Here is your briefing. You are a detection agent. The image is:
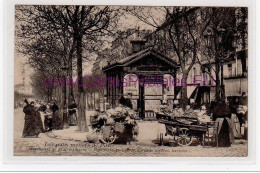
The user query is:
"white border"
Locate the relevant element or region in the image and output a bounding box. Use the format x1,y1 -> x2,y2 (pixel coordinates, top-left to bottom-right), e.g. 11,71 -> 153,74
2,0 -> 258,171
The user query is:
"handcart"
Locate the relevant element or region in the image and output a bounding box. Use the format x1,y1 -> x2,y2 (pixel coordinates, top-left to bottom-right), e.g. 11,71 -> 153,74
156,113 -> 208,146
90,115 -> 138,144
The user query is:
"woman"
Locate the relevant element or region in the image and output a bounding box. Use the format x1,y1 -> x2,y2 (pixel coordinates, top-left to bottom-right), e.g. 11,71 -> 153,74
211,100 -> 234,147
37,103 -> 47,132
197,105 -> 211,124
22,100 -> 41,138
50,101 -> 63,130
68,101 -> 78,126
44,104 -> 53,131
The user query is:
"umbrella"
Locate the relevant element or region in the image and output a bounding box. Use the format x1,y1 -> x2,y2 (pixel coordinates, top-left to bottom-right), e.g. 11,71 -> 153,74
210,102 -> 231,117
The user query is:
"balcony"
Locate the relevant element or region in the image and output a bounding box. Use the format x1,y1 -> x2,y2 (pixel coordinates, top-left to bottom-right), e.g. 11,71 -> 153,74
223,73 -> 247,79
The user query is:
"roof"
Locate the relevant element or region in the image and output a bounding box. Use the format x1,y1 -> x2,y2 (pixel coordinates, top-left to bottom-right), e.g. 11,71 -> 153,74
102,47 -> 177,72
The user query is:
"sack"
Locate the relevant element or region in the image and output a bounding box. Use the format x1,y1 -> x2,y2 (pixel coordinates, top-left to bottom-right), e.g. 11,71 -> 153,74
114,122 -> 125,133
133,125 -> 139,135
86,134 -> 99,143
101,126 -> 112,139
106,118 -> 115,125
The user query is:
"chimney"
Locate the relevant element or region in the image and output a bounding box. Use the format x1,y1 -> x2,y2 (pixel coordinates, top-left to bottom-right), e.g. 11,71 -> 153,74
130,32 -> 146,54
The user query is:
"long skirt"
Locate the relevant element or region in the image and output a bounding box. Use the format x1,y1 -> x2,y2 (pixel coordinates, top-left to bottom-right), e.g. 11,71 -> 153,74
39,112 -> 46,131
69,112 -> 77,126
231,114 -> 241,137
216,118 -> 234,147
52,111 -> 63,130
35,112 -> 44,132
22,114 -> 41,137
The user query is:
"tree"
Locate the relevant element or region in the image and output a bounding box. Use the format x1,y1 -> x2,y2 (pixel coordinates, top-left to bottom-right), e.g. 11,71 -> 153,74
199,8 -> 241,102
30,70 -> 54,101
16,5 -> 76,127
127,7 -> 204,108
16,5 -> 120,131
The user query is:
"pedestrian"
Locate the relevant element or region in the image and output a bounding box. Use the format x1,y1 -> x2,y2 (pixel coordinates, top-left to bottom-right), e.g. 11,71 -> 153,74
50,101 -> 63,130
237,105 -> 248,137
119,96 -> 126,106
68,100 -> 78,126
44,104 -> 53,131
173,99 -> 179,109
197,105 -> 211,124
34,103 -> 45,133
22,99 -> 41,138
211,100 -> 234,147
125,93 -> 133,109
37,103 -> 47,132
162,92 -> 168,105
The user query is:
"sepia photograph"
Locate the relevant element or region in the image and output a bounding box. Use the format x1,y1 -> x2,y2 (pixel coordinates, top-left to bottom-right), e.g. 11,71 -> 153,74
13,5 -> 248,157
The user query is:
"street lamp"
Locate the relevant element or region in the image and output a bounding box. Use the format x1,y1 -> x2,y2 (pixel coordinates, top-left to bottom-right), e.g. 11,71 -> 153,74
218,27 -> 226,44
204,29 -> 213,48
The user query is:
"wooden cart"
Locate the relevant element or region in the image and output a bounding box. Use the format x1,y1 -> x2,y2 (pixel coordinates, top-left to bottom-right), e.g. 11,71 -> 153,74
158,117 -> 208,146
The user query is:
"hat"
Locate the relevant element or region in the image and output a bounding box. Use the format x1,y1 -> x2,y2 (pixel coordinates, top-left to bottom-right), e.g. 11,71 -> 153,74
201,105 -> 207,110
27,98 -> 35,104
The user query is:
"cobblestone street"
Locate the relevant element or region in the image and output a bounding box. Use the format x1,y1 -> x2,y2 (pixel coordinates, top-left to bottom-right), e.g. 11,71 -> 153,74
14,108 -> 248,157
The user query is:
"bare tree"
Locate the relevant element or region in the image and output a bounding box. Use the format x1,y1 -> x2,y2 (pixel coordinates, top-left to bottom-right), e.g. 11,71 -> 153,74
198,8 -> 244,102
127,7 -> 204,108
16,5 -> 120,131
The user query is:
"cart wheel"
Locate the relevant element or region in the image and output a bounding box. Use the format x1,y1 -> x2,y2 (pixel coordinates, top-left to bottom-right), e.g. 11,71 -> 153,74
100,127 -> 117,144
177,128 -> 194,146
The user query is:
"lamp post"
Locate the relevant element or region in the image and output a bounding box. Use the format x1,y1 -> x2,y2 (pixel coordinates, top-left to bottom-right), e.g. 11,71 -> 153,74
204,27 -> 226,102
232,33 -> 243,95
204,29 -> 213,48
218,27 -> 226,100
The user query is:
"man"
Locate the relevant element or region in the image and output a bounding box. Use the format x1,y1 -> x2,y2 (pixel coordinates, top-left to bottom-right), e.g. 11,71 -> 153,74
125,93 -> 133,109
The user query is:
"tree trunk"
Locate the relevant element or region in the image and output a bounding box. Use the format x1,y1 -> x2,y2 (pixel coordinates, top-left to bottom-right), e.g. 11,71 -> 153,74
62,73 -> 67,127
215,60 -> 221,103
68,39 -> 76,105
76,36 -> 84,93
221,64 -> 225,100
181,73 -> 188,109
76,34 -> 88,132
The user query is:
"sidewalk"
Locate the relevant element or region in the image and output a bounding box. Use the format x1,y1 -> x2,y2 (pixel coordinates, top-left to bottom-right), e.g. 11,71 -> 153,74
46,117 -> 247,146
46,126 -> 88,142
47,121 -> 164,145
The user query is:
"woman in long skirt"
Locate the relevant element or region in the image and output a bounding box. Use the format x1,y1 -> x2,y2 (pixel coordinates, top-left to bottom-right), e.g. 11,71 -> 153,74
50,102 -> 63,130
22,100 -> 41,138
68,101 -> 77,126
211,101 -> 234,147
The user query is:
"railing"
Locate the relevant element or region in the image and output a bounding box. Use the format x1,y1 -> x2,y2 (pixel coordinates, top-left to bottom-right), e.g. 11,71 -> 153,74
144,110 -> 156,121
223,73 -> 246,79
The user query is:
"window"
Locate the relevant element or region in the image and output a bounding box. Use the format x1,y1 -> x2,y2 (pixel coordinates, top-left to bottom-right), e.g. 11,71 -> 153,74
228,64 -> 232,77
